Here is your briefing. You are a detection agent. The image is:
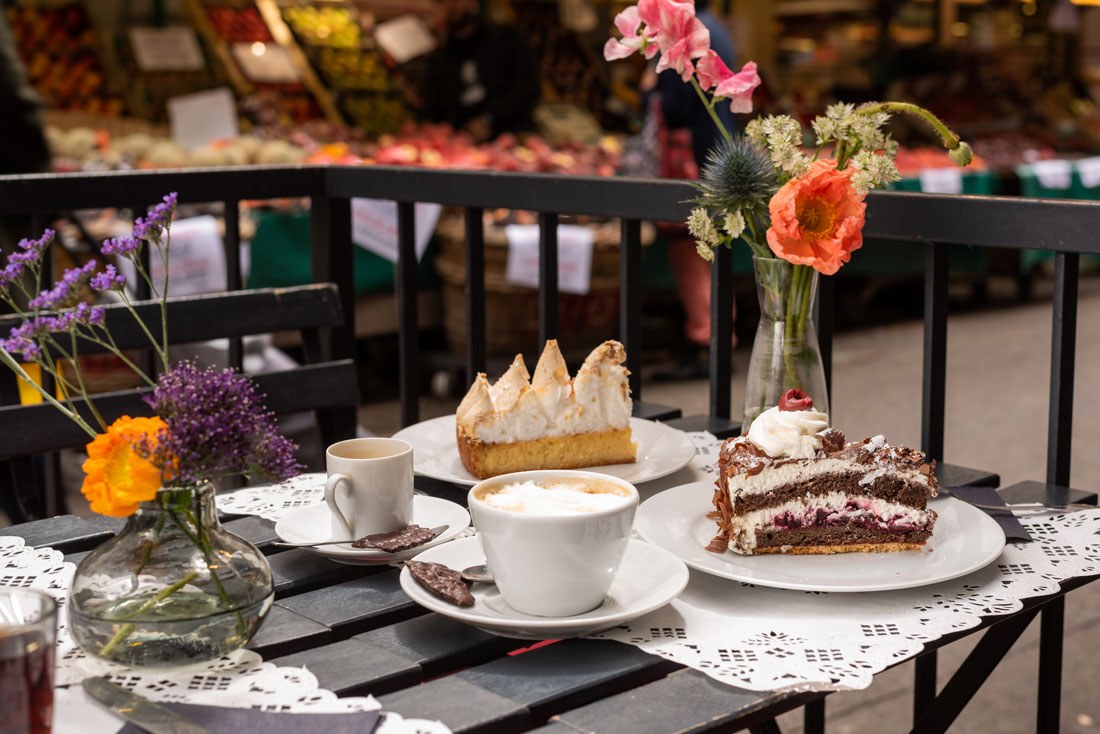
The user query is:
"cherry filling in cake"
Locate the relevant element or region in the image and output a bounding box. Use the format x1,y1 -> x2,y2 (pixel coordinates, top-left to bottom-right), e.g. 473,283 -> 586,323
709,390 -> 938,556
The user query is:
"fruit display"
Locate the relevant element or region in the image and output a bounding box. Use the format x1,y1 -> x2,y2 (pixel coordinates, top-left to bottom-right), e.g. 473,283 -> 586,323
6,4 -> 125,115
340,93 -> 410,134
205,6 -> 274,43
114,31 -> 226,122
309,47 -> 389,91
282,5 -> 359,49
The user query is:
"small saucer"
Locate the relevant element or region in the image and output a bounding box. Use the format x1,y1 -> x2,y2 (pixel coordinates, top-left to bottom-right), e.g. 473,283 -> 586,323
274,496 -> 470,566
399,536 -> 689,639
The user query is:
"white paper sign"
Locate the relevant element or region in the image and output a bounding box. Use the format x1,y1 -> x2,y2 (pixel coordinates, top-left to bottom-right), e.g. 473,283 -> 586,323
129,27 -> 204,72
167,88 -> 239,150
918,167 -> 963,194
231,43 -> 300,84
116,215 -> 227,297
1076,157 -> 1100,189
1030,159 -> 1073,190
504,224 -> 594,295
350,199 -> 442,263
374,15 -> 437,64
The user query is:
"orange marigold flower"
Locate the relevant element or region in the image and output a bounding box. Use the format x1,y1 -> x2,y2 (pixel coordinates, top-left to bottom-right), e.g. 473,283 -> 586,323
766,159 -> 867,276
80,415 -> 166,517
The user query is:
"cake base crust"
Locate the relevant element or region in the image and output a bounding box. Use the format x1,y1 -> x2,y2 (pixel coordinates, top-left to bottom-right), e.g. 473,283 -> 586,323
749,541 -> 925,555
457,427 -> 637,479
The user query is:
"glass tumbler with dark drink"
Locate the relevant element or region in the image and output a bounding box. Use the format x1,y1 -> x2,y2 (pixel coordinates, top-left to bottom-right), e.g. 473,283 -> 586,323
1,588 -> 57,734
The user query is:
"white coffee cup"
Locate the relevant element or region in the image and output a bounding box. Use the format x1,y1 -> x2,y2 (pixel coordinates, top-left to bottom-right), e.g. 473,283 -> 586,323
324,438 -> 414,541
468,469 -> 639,617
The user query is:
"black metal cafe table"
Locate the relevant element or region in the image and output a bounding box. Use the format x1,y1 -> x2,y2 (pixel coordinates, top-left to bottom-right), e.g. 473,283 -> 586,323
5,455 -> 1099,734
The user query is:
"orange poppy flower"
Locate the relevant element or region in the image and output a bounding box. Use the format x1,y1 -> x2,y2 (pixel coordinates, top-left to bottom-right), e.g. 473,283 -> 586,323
81,415 -> 166,517
766,159 -> 867,275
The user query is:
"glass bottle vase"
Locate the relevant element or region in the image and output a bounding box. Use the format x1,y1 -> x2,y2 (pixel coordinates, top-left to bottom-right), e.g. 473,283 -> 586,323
742,256 -> 829,429
68,483 -> 273,668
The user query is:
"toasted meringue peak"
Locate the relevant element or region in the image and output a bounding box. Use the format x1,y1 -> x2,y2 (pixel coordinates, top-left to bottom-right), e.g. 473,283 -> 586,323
489,354 -> 529,412
532,339 -> 570,391
457,340 -> 632,443
456,373 -> 494,427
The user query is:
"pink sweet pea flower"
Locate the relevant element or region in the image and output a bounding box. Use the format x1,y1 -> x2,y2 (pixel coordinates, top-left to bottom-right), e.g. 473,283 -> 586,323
651,5 -> 710,81
603,6 -> 657,61
714,61 -> 761,113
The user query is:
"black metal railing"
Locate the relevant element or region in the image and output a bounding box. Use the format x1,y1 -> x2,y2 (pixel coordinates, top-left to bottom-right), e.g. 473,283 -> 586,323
0,165 -> 1096,734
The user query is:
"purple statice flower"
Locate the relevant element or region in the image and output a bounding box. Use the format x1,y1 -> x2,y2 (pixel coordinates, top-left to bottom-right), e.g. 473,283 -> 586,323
0,230 -> 54,292
28,260 -> 98,310
1,318 -> 51,359
132,192 -> 178,243
139,361 -> 302,485
100,237 -> 140,257
91,264 -> 126,292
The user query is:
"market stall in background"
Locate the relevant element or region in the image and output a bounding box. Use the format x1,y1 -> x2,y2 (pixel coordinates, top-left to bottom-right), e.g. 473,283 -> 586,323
8,0 -> 1100,390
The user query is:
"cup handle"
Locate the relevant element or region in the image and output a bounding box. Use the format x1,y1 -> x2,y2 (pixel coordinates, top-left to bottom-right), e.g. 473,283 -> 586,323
324,474 -> 354,539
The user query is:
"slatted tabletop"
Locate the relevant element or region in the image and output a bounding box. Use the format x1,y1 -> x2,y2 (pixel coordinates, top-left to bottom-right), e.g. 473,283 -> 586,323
6,437 -> 1098,734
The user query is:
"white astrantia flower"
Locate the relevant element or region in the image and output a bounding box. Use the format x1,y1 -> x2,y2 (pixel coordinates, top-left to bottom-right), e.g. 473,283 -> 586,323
696,241 -> 716,261
812,116 -> 837,145
849,150 -> 901,195
687,207 -> 720,246
826,102 -> 855,121
744,118 -> 766,147
722,209 -> 746,239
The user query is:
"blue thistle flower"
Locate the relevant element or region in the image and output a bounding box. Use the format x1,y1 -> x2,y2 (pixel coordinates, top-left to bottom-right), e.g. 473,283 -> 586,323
695,136 -> 778,213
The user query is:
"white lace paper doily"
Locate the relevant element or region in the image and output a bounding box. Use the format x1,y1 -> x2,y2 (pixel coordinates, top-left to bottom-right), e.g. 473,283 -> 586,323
0,535 -> 451,734
588,433 -> 1100,693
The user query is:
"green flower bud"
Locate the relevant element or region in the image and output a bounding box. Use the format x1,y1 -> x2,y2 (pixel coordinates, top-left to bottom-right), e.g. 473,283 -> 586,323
949,141 -> 974,167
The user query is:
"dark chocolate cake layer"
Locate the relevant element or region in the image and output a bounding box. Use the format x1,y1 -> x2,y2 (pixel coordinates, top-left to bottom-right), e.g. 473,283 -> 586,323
728,473 -> 931,514
752,524 -> 933,550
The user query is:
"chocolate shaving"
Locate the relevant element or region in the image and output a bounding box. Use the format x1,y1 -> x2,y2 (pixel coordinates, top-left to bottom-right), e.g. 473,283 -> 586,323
351,524 -> 437,552
406,560 -> 475,606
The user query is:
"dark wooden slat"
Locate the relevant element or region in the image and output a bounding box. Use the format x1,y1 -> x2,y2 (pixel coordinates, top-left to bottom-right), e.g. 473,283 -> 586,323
223,199 -> 243,371
274,572 -> 424,637
631,401 -> 682,422
464,206 -> 487,384
267,549 -> 371,599
998,480 -> 1097,507
619,218 -> 643,399
456,639 -> 678,721
804,698 -> 825,734
1,514 -> 123,553
269,638 -> 421,696
378,677 -> 530,734
935,463 -> 999,489
0,167 -> 324,215
220,516 -> 282,553
246,604 -> 332,659
709,245 -> 732,420
0,362 -> 359,458
667,414 -> 741,440
0,285 -> 344,357
397,201 -> 419,427
539,212 -> 559,346
921,242 -> 948,463
353,614 -> 515,678
550,669 -> 820,734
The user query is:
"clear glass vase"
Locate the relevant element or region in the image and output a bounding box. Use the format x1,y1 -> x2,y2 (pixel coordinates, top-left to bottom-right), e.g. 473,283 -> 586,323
68,483 -> 273,668
742,256 -> 829,429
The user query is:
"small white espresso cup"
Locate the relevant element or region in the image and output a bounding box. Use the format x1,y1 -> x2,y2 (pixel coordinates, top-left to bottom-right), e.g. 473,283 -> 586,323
324,437 -> 414,541
468,469 -> 639,617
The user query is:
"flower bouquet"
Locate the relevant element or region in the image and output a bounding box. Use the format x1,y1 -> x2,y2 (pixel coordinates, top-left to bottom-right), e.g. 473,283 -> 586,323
0,195 -> 301,667
605,0 -> 972,425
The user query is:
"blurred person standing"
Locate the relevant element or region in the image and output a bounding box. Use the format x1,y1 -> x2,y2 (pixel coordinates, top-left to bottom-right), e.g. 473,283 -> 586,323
0,10 -> 50,175
419,0 -> 540,142
654,0 -> 737,379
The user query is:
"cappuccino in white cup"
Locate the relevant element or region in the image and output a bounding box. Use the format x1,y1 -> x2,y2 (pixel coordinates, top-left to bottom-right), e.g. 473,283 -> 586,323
469,470 -> 638,617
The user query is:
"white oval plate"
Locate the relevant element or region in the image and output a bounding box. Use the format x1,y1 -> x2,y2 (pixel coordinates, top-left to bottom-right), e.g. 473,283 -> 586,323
636,481 -> 1006,592
274,495 -> 470,566
392,415 -> 696,487
399,536 -> 689,639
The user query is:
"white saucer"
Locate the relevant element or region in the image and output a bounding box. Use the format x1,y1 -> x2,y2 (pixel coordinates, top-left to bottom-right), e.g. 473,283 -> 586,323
636,482 -> 1006,593
391,416 -> 696,487
399,536 -> 689,639
274,495 -> 470,566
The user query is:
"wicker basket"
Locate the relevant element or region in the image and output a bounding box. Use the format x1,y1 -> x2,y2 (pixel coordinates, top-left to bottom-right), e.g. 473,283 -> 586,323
434,213 -> 652,358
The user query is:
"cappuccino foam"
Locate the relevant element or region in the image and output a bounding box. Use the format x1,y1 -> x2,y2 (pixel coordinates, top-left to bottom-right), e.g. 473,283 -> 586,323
476,478 -> 630,516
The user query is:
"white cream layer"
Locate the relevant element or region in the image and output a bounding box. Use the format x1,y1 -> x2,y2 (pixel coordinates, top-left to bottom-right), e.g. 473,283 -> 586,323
480,480 -> 630,515
727,491 -> 934,553
726,458 -> 931,496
